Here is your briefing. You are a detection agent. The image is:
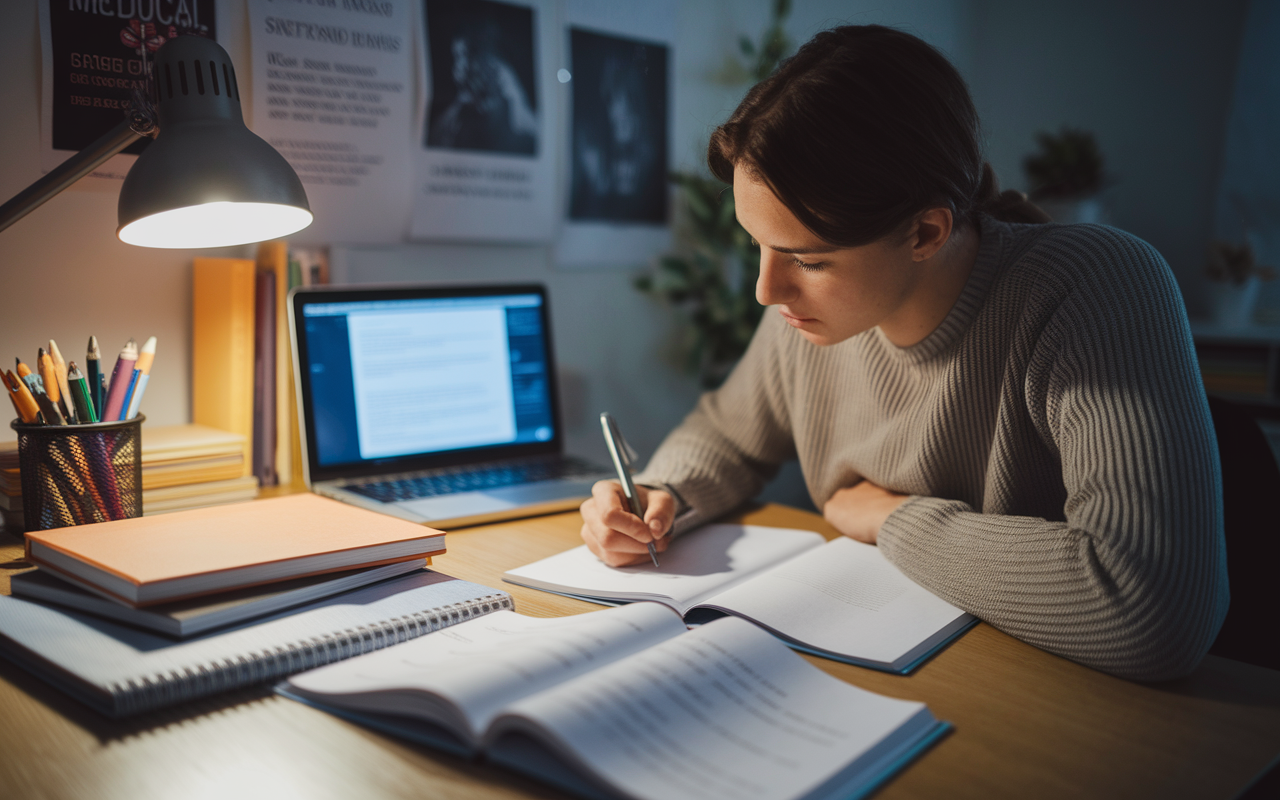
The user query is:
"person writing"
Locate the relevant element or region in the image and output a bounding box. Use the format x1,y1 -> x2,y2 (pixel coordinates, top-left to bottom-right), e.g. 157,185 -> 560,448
579,25 -> 1227,681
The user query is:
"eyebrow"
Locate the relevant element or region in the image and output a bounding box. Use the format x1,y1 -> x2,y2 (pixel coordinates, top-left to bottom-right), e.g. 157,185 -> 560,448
749,238 -> 838,256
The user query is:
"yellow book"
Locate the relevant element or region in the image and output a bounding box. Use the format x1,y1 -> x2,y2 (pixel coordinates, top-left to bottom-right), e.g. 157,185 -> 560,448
192,258 -> 256,477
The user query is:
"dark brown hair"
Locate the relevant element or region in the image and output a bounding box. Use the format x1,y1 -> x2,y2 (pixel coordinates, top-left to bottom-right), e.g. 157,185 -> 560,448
709,25 -> 1047,247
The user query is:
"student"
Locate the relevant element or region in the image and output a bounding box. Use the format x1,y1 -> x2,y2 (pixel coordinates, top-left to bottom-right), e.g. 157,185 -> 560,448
579,25 -> 1228,681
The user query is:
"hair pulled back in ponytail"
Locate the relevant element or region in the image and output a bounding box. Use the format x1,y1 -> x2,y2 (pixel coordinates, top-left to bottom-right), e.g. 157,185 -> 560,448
709,25 -> 1047,246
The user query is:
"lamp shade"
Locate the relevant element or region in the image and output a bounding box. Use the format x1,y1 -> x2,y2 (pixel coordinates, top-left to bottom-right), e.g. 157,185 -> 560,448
117,36 -> 312,248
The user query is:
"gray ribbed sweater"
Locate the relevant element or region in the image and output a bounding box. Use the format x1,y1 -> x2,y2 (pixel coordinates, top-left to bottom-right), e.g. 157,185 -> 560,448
635,216 -> 1229,681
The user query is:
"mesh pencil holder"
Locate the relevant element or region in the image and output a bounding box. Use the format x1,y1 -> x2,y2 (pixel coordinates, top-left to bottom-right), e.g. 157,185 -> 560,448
12,415 -> 144,532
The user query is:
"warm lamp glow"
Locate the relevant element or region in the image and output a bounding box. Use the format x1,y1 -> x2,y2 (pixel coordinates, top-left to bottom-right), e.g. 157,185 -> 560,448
117,202 -> 313,248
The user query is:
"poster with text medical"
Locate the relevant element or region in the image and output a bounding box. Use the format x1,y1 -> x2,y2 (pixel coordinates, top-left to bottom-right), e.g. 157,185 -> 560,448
409,0 -> 558,243
39,0 -> 218,182
555,0 -> 673,270
248,0 -> 414,244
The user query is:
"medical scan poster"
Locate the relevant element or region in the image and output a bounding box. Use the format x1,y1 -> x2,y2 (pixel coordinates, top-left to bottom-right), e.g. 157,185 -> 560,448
39,0 -> 218,181
555,0 -> 674,269
409,0 -> 559,243
248,0 -> 414,244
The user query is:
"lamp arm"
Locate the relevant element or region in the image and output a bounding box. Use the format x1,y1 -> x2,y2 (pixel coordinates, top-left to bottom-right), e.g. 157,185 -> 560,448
0,94 -> 158,235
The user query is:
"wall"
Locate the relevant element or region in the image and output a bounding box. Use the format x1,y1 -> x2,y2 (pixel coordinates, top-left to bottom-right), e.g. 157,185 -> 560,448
0,0 -> 972,511
968,0 -> 1249,317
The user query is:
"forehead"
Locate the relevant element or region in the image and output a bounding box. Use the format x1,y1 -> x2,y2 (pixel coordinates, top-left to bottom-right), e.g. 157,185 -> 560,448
732,166 -> 833,252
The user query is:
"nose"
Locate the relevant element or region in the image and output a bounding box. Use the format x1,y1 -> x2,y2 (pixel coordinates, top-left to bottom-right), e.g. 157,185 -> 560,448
756,249 -> 798,306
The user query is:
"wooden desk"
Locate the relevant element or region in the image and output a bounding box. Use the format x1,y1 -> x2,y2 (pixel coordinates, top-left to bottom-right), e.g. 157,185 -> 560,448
0,504 -> 1277,799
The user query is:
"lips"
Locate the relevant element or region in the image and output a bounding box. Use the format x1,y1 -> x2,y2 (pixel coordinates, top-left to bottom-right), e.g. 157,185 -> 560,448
777,308 -> 817,325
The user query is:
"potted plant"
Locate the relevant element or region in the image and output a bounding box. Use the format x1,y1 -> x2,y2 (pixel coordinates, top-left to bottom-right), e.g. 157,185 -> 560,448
635,1 -> 791,387
1206,240 -> 1275,328
1022,127 -> 1108,224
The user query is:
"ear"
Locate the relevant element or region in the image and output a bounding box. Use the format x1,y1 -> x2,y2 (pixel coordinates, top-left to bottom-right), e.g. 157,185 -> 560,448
910,207 -> 955,262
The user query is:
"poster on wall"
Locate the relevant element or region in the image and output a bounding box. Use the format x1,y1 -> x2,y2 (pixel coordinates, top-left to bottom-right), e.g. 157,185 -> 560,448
555,0 -> 674,270
247,0 -> 414,244
39,0 -> 217,182
409,0 -> 558,243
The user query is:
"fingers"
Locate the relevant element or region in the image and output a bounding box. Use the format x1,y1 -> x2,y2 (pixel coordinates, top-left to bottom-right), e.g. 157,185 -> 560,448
586,480 -> 652,543
643,490 -> 676,541
580,481 -> 677,567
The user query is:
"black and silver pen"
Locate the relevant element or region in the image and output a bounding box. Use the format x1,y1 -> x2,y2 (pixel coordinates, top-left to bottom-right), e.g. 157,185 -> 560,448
600,412 -> 659,567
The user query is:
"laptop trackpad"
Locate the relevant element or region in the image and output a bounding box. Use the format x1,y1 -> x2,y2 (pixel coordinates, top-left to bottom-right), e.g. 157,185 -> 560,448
395,481 -> 596,518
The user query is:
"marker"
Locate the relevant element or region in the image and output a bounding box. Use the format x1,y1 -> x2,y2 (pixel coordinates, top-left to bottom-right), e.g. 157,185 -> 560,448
101,338 -> 137,423
68,362 -> 98,424
47,340 -> 76,423
123,335 -> 156,420
5,370 -> 41,424
86,336 -> 104,419
29,379 -> 65,425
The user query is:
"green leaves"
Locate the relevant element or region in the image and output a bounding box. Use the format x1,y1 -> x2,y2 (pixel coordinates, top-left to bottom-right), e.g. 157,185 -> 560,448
637,173 -> 765,387
1023,127 -> 1107,200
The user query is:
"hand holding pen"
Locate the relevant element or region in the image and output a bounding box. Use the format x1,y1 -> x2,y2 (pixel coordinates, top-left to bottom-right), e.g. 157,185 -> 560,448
578,413 -> 677,568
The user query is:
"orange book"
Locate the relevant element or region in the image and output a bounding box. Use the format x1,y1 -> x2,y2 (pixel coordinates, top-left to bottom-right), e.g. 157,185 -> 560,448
192,258 -> 257,477
24,494 -> 446,607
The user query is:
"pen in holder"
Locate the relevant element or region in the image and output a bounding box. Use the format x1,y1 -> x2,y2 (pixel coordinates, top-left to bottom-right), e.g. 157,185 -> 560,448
12,415 -> 144,532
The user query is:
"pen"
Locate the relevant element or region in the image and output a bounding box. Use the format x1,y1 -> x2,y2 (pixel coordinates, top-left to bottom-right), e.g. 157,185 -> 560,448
123,335 -> 156,420
101,338 -> 137,423
600,412 -> 659,567
86,336 -> 104,418
47,340 -> 76,423
68,362 -> 98,424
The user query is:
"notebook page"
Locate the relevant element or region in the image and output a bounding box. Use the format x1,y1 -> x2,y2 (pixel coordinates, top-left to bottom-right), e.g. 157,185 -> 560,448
699,537 -> 970,667
490,616 -> 936,800
503,524 -> 825,614
286,602 -> 686,741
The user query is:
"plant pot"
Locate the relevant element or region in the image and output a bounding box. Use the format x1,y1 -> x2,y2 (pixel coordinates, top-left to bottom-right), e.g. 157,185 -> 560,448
1210,276 -> 1262,328
1037,196 -> 1106,225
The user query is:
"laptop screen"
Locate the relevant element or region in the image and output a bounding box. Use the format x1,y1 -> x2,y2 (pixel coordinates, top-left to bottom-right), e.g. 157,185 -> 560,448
293,286 -> 560,479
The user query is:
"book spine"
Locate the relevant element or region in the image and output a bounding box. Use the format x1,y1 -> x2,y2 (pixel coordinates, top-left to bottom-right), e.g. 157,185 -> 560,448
106,592 -> 514,717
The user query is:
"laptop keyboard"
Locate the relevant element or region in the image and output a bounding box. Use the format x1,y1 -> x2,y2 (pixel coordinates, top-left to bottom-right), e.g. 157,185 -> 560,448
345,457 -> 606,503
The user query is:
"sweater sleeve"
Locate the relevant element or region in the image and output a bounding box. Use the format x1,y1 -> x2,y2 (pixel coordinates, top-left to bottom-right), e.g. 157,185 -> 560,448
634,311 -> 797,535
877,228 -> 1229,681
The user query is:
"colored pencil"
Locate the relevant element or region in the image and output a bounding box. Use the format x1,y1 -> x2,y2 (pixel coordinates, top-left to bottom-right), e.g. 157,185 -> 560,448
1,371 -> 25,421
67,362 -> 98,424
29,379 -> 65,425
48,340 -> 76,423
122,335 -> 156,420
86,336 -> 104,419
101,338 -> 137,422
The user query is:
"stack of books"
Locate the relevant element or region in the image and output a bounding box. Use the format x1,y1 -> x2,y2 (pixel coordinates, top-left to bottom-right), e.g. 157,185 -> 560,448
0,424 -> 260,532
0,441 -> 18,532
141,423 -> 259,515
0,494 -> 510,717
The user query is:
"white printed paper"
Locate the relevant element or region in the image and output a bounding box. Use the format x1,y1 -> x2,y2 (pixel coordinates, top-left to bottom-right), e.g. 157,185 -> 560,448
248,0 -> 415,244
409,0 -> 559,243
555,0 -> 675,269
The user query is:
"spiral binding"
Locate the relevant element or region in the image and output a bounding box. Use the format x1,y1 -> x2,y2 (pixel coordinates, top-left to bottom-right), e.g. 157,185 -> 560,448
107,593 -> 514,716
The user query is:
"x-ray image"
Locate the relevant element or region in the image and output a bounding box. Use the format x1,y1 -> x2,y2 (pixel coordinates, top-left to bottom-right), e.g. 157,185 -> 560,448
568,28 -> 669,224
424,0 -> 539,156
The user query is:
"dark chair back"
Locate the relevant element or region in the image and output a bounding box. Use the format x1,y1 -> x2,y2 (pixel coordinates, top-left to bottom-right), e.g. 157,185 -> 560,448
1206,396 -> 1280,671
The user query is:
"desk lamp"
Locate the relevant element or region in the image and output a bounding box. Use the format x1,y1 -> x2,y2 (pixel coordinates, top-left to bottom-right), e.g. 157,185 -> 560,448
0,35 -> 311,248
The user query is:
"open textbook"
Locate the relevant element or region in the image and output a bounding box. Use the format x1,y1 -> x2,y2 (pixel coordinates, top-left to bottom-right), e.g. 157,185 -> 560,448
503,524 -> 976,673
280,603 -> 948,800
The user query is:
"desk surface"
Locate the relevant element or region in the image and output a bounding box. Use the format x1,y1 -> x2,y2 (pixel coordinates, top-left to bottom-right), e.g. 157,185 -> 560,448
0,503 -> 1277,800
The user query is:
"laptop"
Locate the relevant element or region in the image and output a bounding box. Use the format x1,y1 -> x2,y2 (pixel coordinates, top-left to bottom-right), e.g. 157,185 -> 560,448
289,284 -> 613,528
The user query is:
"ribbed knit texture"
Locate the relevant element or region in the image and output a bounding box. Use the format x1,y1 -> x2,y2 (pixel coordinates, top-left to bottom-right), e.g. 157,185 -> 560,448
636,216 -> 1229,681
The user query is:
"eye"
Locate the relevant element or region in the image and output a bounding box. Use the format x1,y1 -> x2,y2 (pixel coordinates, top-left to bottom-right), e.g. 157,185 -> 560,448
792,256 -> 825,272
